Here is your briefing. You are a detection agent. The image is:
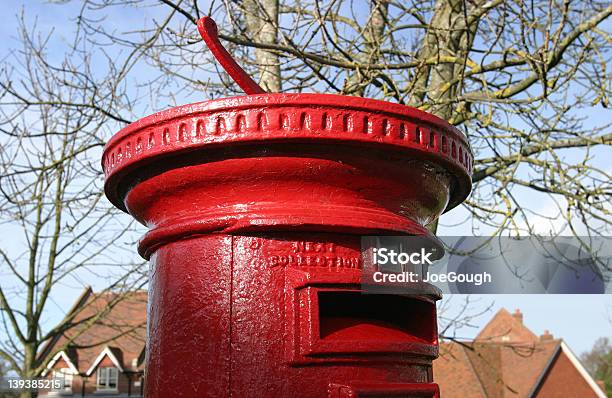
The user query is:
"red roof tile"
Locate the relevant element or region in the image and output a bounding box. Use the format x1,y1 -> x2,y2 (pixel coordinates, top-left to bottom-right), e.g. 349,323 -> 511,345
475,308 -> 538,344
436,342 -> 487,398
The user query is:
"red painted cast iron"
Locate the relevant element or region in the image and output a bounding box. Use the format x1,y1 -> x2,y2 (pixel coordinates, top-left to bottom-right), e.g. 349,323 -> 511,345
103,17 -> 472,398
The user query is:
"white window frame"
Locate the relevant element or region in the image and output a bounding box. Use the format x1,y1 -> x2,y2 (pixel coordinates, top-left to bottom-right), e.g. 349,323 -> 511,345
51,367 -> 73,392
96,367 -> 119,392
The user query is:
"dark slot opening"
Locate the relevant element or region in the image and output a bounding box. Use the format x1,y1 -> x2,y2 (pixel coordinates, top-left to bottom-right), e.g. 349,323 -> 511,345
414,126 -> 421,143
318,291 -> 434,343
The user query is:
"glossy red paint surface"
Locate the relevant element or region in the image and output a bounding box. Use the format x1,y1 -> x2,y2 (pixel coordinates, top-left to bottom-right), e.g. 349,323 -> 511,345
102,18 -> 471,397
146,234 -> 441,397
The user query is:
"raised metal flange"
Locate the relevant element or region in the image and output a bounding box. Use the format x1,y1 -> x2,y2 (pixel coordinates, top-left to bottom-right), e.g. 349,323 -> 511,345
103,93 -> 472,212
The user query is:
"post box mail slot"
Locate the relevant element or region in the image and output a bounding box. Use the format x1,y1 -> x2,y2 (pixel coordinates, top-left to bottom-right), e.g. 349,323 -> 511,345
318,291 -> 435,344
291,286 -> 439,361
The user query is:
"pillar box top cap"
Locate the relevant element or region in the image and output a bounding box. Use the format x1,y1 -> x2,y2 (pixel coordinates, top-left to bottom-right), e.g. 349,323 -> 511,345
102,17 -> 473,216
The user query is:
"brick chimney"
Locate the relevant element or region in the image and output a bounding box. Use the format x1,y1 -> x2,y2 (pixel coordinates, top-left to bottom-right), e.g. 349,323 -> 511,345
512,309 -> 523,324
540,330 -> 554,341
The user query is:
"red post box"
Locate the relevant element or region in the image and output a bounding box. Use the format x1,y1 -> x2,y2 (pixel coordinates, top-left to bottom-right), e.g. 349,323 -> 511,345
102,17 -> 472,398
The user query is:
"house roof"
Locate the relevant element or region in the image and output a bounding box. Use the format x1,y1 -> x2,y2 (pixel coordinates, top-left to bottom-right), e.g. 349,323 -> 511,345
436,340 -> 560,398
39,289 -> 147,375
436,308 -> 607,398
435,342 -> 488,398
475,308 -> 538,343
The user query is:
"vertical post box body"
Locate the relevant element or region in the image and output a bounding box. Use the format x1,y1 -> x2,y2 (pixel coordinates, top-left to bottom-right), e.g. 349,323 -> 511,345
103,94 -> 472,397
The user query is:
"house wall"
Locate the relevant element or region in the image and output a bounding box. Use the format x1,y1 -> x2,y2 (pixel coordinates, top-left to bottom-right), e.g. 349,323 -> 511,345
79,373 -> 139,395
40,355 -> 143,397
535,351 -> 600,398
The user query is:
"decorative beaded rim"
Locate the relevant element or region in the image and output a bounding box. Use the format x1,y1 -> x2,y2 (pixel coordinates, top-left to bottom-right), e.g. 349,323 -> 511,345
103,93 -> 473,212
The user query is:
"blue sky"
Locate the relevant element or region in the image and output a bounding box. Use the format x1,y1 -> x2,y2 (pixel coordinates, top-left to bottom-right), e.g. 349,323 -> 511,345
0,0 -> 610,358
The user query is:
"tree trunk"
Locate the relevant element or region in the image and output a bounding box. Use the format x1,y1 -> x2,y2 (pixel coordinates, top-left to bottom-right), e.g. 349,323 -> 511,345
344,0 -> 390,96
409,0 -> 481,121
244,0 -> 282,92
20,344 -> 37,398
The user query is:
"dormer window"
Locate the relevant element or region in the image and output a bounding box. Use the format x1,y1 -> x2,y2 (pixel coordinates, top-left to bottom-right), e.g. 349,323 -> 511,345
96,367 -> 118,391
51,367 -> 73,392
42,351 -> 78,396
